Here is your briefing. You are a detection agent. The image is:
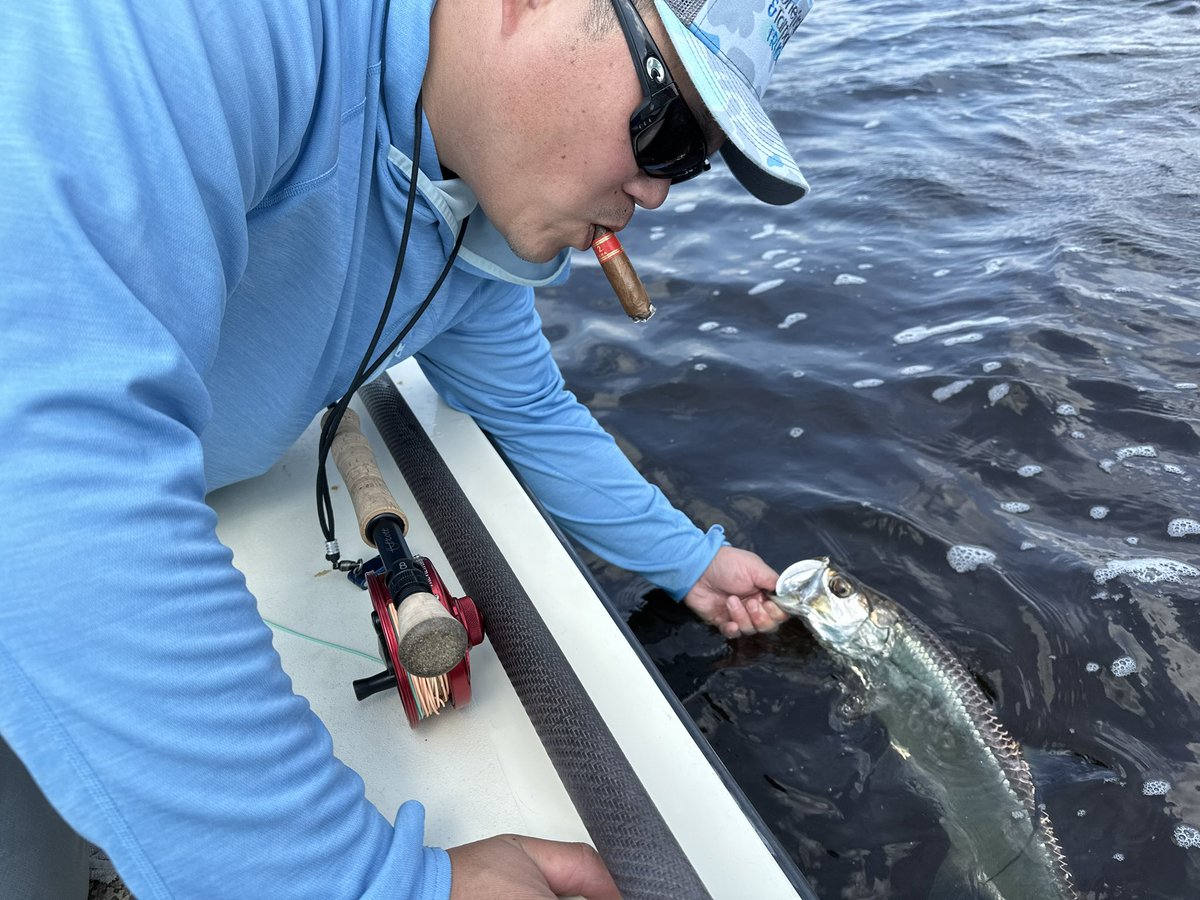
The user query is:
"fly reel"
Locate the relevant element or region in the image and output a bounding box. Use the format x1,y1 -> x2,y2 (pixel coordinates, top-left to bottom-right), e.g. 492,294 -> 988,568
351,556 -> 484,727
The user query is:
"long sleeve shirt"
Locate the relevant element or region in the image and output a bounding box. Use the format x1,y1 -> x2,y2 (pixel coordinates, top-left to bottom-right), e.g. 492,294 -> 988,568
0,1 -> 724,897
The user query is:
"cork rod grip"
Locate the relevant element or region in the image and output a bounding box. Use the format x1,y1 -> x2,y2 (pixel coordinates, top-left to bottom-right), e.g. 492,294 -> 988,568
591,227 -> 655,322
327,408 -> 409,546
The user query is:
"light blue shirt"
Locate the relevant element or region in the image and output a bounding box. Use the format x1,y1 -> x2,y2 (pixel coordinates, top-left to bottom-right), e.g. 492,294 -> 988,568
0,1 -> 724,897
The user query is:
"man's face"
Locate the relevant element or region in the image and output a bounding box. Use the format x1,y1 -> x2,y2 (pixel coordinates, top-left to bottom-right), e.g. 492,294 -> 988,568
459,2 -> 721,264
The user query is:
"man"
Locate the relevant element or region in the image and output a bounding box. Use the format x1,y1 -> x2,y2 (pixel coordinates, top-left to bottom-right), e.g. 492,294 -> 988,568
0,0 -> 812,896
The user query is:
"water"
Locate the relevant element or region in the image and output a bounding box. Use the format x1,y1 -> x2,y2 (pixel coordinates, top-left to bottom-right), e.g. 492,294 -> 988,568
535,1 -> 1200,897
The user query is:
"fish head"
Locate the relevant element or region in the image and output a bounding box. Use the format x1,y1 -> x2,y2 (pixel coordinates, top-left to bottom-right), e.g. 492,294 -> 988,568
773,557 -> 895,660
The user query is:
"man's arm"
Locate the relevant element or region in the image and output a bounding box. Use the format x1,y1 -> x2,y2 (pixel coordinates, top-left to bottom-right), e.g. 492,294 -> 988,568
417,280 -> 786,633
0,3 -> 455,897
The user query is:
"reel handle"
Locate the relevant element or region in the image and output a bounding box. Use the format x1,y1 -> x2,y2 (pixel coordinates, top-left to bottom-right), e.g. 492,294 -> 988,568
328,407 -> 466,677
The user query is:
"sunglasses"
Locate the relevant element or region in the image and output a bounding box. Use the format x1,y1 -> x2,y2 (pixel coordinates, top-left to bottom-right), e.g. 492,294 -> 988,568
610,0 -> 710,184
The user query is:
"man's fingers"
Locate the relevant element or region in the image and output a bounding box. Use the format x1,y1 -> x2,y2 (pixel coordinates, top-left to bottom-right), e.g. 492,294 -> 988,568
512,835 -> 622,900
724,596 -> 786,636
763,596 -> 790,625
725,596 -> 755,635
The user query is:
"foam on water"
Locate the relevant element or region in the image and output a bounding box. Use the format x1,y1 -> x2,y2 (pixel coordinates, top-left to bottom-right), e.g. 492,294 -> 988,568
1018,464 -> 1043,477
1175,382 -> 1198,390
1056,403 -> 1078,416
1163,464 -> 1185,475
1091,506 -> 1110,520
988,383 -> 1011,404
947,544 -> 997,573
750,224 -> 775,240
932,379 -> 973,402
1001,502 -> 1031,513
749,278 -> 784,296
1099,459 -> 1116,473
1168,518 -> 1200,537
1113,853 -> 1126,862
982,361 -> 1002,373
1093,557 -> 1200,584
1071,430 -> 1086,439
1174,825 -> 1200,849
718,325 -> 740,335
1116,445 -> 1157,460
893,316 -> 1009,345
773,256 -> 802,269
834,273 -> 867,286
698,321 -> 720,332
1111,657 -> 1137,677
1142,780 -> 1170,796
789,427 -> 805,439
933,268 -> 951,278
900,365 -> 933,375
1020,541 -> 1035,551
777,312 -> 808,329
1086,662 -> 1101,673
943,332 -> 983,346
693,363 -> 707,371
673,201 -> 697,214
1126,536 -> 1140,545
854,379 -> 884,389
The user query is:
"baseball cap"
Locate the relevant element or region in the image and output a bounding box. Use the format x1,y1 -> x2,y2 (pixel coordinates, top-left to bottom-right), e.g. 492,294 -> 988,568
655,0 -> 813,205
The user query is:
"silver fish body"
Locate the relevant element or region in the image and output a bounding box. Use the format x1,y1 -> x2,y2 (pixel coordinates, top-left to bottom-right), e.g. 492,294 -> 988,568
775,558 -> 1076,900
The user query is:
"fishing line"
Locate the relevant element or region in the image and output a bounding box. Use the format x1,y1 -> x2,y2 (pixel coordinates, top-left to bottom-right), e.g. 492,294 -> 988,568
316,85 -> 469,569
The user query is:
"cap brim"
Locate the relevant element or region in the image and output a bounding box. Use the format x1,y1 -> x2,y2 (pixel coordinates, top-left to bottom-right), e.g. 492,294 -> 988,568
655,0 -> 809,205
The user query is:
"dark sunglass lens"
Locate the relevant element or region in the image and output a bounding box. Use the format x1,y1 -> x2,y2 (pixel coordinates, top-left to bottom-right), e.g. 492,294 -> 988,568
635,98 -> 707,179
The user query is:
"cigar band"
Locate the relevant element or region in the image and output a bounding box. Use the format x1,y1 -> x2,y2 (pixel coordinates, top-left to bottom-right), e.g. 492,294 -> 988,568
591,230 -> 624,264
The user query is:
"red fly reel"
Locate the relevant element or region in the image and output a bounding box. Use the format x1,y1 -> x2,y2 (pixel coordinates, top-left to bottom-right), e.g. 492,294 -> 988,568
352,557 -> 484,727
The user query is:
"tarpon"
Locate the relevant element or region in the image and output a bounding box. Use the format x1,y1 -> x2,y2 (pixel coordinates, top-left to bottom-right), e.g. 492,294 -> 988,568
773,557 -> 1077,900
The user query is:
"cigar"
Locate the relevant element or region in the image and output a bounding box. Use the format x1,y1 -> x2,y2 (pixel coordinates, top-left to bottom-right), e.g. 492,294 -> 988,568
590,226 -> 655,323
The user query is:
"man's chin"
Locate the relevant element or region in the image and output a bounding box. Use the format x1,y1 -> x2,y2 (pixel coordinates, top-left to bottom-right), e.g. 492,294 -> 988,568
505,235 -> 566,265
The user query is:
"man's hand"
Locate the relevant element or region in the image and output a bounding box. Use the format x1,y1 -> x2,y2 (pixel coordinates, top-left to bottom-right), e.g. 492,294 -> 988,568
683,546 -> 789,638
448,834 -> 621,899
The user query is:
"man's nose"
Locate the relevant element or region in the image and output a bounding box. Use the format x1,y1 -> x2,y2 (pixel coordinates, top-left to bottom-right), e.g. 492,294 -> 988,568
624,172 -> 670,210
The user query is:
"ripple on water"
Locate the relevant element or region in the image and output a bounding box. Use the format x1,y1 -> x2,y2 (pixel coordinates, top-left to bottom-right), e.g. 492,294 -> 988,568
893,316 -> 1009,345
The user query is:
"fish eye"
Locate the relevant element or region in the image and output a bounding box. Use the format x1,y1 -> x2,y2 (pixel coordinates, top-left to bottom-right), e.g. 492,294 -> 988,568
829,575 -> 853,598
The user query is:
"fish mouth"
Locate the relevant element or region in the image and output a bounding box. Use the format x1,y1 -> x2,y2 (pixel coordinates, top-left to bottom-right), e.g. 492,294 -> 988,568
772,557 -> 831,615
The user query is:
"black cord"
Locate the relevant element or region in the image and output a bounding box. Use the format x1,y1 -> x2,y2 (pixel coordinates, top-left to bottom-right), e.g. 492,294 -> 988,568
316,88 -> 470,567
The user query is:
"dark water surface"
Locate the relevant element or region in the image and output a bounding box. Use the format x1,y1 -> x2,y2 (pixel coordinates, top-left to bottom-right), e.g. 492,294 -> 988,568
536,1 -> 1200,897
